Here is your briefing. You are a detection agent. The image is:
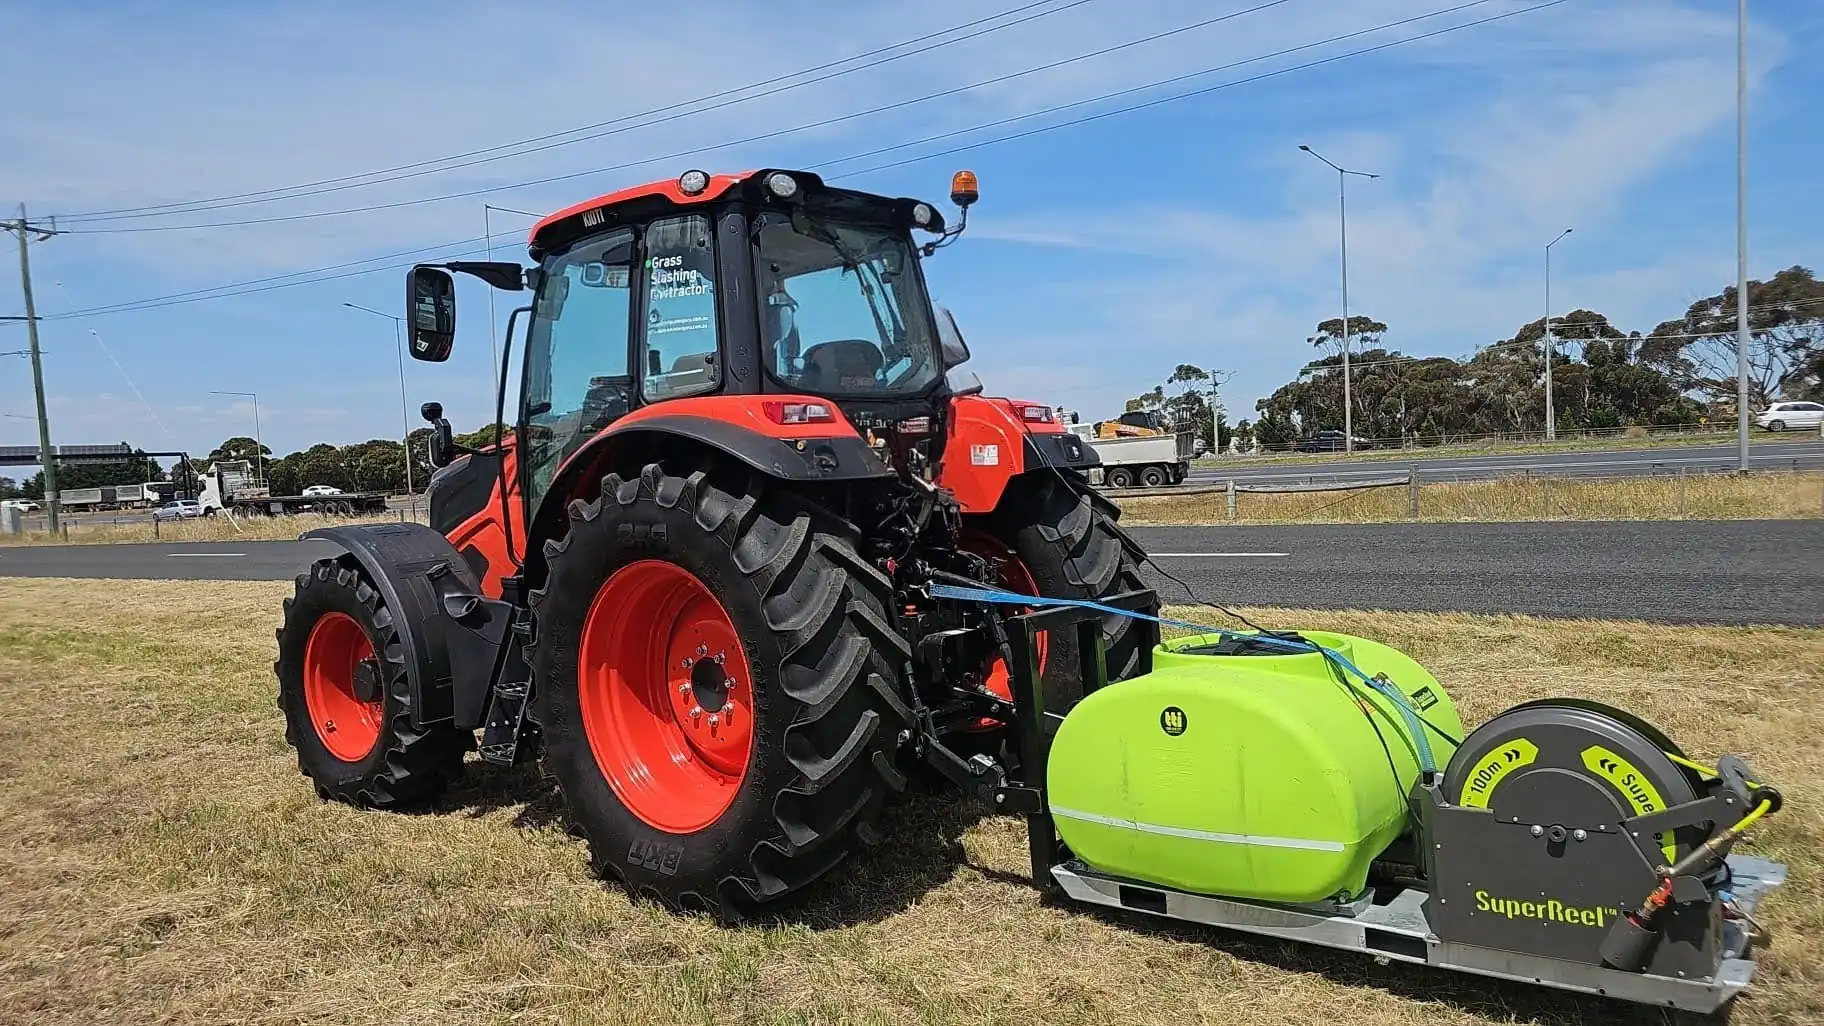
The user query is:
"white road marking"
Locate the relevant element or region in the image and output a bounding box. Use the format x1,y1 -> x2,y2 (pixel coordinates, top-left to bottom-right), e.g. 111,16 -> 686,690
167,552 -> 246,558
1147,552 -> 1289,557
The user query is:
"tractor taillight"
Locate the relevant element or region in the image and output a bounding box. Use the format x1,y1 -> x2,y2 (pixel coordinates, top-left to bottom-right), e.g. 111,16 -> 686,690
1012,402 -> 1054,424
762,401 -> 835,425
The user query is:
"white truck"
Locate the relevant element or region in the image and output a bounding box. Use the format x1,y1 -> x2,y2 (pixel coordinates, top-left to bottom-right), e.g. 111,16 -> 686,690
1061,410 -> 1197,489
56,486 -> 106,510
196,460 -> 389,517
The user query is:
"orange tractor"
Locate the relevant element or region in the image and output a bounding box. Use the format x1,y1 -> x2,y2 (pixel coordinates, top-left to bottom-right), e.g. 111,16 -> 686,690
275,168 -> 1148,918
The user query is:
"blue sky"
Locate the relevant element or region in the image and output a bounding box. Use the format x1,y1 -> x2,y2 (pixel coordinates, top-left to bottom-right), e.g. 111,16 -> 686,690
2,0 -> 1819,465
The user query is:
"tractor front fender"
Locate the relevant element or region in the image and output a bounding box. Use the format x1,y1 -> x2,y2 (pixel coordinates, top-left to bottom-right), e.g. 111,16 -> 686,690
939,395 -> 1100,513
298,522 -> 511,733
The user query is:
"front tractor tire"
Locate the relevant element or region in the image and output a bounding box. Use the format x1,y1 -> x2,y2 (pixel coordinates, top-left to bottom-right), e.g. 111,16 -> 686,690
274,559 -> 470,806
984,472 -> 1150,709
528,463 -> 913,921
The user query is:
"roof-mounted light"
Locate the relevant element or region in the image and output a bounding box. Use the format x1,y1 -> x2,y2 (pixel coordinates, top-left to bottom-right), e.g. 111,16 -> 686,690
912,202 -> 935,228
766,172 -> 799,199
950,170 -> 979,209
678,169 -> 710,196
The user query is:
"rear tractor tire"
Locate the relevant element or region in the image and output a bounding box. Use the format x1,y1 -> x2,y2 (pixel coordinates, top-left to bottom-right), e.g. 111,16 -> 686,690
274,558 -> 470,806
527,463 -> 914,921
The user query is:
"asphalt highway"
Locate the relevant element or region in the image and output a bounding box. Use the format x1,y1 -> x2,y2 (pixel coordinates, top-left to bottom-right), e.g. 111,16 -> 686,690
1127,521 -> 1822,626
2,521 -> 1817,626
1187,439 -> 1824,486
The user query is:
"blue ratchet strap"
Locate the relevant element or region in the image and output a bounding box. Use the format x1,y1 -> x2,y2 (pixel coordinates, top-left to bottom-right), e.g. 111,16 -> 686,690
927,581 -> 1438,773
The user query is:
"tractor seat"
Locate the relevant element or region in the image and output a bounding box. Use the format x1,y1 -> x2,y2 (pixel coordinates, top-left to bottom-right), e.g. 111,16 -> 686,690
801,340 -> 883,392
645,352 -> 715,399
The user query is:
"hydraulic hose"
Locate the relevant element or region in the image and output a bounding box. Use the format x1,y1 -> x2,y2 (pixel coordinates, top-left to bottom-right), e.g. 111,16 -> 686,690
927,581 -> 1439,773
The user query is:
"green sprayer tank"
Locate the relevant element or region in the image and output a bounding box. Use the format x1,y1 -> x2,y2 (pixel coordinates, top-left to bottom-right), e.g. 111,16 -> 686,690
1046,631 -> 1462,904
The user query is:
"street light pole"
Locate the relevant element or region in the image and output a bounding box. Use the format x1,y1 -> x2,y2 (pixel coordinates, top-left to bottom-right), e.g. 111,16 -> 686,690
1735,0 -> 1751,473
343,302 -> 415,500
1300,145 -> 1378,453
209,390 -> 262,485
1544,228 -> 1573,441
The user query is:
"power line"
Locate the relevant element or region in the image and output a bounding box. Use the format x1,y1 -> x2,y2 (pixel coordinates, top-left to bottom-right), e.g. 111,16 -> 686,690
47,0 -> 1564,319
52,0 -> 1097,225
47,235 -> 493,319
59,0 -> 1306,235
826,0 -> 1557,179
44,238 -> 496,321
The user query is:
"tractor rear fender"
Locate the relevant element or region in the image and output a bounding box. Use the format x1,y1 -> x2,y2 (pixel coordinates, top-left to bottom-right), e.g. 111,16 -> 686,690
299,522 -> 514,733
558,395 -> 896,487
526,394 -> 896,577
940,394 -> 1101,514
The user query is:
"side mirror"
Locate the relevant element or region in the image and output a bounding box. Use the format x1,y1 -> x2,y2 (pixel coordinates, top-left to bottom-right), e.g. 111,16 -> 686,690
420,401 -> 455,469
406,266 -> 456,362
934,304 -> 971,369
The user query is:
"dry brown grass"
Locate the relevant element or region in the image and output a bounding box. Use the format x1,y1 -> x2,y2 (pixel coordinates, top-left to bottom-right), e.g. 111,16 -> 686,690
1121,470 -> 1824,526
0,510 -> 423,546
0,580 -> 1818,1025
1202,427 -> 1799,470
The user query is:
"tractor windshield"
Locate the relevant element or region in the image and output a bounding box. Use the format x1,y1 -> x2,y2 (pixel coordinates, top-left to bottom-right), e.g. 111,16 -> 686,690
753,210 -> 940,397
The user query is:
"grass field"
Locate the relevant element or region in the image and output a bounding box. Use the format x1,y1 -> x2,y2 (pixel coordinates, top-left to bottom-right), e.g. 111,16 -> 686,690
0,578 -> 1817,1024
1118,470 -> 1824,525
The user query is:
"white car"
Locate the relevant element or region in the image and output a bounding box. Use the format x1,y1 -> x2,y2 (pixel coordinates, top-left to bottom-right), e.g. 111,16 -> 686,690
302,485 -> 344,496
0,499 -> 39,512
152,499 -> 208,521
1753,401 -> 1824,432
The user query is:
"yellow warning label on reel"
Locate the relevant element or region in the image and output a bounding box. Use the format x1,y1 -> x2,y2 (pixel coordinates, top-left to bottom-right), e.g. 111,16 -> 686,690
1459,737 -> 1538,808
1580,745 -> 1678,864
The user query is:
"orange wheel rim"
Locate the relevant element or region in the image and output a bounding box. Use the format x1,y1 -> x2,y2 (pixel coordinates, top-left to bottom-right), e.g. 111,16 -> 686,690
961,530 -> 1049,725
302,611 -> 385,762
577,560 -> 755,833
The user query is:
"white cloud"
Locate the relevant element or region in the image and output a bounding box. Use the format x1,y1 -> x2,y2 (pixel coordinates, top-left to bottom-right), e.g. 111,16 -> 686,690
958,0 -> 1799,416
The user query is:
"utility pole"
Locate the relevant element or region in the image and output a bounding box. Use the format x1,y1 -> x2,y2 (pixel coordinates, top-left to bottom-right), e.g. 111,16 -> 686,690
4,205 -> 61,531
1735,0 -> 1752,473
1300,145 -> 1377,453
1544,228 -> 1573,441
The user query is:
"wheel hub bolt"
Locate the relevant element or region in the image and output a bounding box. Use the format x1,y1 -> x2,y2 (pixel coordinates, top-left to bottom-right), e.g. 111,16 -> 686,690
708,713 -> 720,728
696,644 -> 708,656
678,683 -> 691,695
689,705 -> 702,722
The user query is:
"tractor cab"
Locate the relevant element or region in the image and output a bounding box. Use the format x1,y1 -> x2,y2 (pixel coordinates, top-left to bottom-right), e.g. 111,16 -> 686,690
408,169 -> 984,521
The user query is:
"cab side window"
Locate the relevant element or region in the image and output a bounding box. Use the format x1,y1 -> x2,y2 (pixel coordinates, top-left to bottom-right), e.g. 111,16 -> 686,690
640,214 -> 720,401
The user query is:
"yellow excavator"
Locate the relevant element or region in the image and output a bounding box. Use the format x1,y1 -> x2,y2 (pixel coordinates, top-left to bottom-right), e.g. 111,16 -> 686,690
1090,410 -> 1171,439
